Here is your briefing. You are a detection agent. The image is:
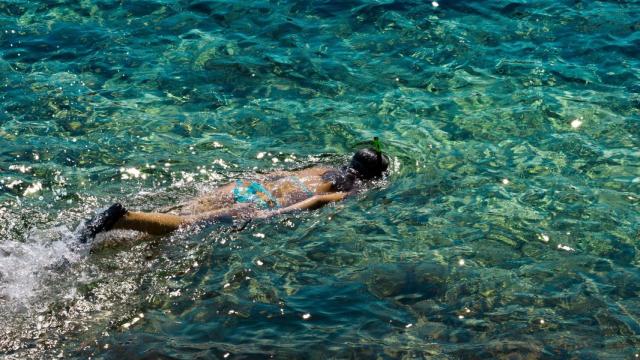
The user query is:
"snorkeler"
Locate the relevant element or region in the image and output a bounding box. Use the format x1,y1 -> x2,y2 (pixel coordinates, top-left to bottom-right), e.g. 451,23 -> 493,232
78,146 -> 389,243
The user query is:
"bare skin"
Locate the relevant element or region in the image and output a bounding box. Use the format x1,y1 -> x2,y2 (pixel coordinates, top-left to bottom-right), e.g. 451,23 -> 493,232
111,166 -> 348,235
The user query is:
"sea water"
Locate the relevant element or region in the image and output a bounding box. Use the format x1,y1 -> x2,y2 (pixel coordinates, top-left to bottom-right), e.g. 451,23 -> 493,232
0,0 -> 639,358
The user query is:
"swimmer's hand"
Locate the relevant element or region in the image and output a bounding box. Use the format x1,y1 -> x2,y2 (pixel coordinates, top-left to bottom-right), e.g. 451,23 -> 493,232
255,192 -> 348,219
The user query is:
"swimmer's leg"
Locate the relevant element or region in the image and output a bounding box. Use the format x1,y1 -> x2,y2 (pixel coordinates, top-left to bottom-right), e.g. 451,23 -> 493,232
112,211 -> 185,235
111,206 -> 254,235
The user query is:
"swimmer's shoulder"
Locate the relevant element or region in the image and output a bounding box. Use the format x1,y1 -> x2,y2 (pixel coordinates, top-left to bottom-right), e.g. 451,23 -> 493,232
263,166 -> 335,180
296,166 -> 335,177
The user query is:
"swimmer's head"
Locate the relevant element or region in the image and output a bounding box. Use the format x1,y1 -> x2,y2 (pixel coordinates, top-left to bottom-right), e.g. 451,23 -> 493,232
348,147 -> 389,180
322,144 -> 390,192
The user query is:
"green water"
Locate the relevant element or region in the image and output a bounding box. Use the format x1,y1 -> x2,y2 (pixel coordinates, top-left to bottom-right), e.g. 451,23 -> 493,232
1,0 -> 639,358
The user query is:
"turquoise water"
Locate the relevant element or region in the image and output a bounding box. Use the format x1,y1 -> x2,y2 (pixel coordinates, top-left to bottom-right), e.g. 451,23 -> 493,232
1,0 -> 639,358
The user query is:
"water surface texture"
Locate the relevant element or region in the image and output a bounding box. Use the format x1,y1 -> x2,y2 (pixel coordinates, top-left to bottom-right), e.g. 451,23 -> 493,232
1,0 -> 639,358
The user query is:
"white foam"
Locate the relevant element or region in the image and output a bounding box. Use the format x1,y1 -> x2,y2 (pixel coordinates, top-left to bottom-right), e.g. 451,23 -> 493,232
0,226 -> 83,302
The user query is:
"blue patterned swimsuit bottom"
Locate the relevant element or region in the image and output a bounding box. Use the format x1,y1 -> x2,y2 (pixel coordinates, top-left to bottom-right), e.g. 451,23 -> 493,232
232,180 -> 280,209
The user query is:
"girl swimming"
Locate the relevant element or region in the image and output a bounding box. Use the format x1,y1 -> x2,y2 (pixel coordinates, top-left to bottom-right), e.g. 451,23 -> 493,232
78,147 -> 389,242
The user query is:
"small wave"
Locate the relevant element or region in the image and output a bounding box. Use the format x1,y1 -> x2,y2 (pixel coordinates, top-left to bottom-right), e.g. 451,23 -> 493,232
0,226 -> 84,304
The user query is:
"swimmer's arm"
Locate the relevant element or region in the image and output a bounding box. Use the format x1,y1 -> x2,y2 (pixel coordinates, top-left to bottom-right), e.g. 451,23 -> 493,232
256,192 -> 347,219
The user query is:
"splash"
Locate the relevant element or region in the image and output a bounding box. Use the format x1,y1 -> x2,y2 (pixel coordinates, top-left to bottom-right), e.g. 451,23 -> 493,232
0,226 -> 83,303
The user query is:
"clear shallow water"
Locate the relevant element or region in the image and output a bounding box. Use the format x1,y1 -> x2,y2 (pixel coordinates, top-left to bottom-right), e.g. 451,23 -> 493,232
0,0 -> 639,358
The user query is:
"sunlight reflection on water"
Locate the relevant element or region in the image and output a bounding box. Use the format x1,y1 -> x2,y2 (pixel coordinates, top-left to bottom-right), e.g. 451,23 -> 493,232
0,0 -> 639,358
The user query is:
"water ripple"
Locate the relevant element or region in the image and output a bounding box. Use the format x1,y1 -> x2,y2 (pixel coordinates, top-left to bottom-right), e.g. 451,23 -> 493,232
1,0 -> 639,358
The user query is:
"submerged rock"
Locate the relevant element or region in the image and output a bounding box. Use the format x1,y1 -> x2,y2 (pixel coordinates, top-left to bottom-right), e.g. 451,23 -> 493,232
366,263 -> 408,298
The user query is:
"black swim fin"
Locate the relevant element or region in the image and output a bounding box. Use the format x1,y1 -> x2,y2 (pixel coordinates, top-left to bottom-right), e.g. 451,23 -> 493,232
77,203 -> 128,243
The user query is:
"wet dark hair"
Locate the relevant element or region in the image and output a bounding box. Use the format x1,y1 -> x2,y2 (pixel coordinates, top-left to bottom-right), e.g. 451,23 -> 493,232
349,148 -> 389,179
322,148 -> 389,192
